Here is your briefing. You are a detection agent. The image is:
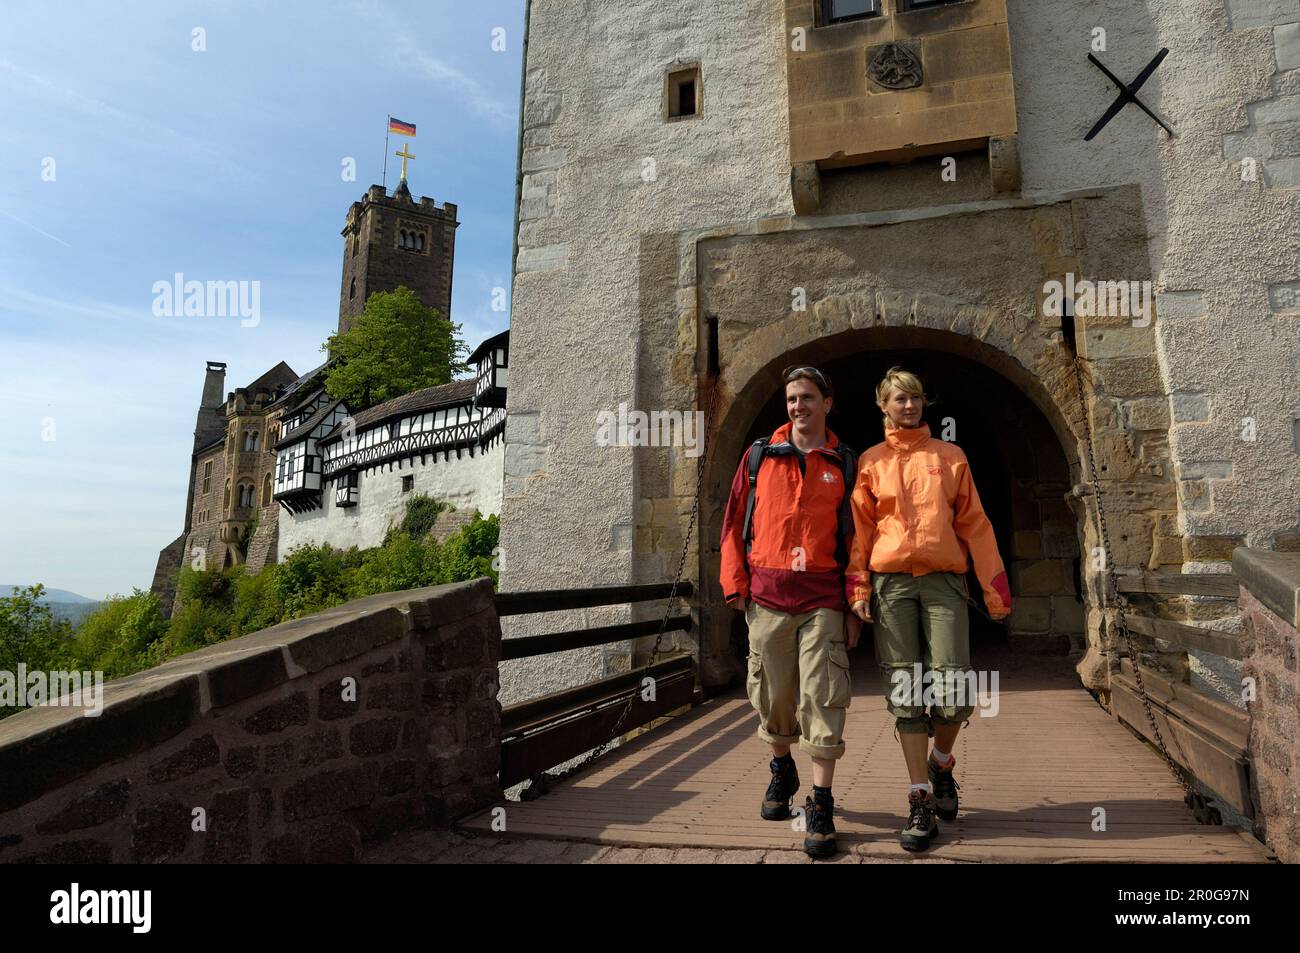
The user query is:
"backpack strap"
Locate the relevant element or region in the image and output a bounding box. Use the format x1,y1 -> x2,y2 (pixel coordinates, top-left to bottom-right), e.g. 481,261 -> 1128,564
835,445 -> 858,565
741,438 -> 770,556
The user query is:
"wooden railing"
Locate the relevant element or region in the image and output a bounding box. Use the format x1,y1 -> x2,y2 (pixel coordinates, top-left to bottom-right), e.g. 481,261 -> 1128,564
496,582 -> 697,788
1108,572 -> 1251,818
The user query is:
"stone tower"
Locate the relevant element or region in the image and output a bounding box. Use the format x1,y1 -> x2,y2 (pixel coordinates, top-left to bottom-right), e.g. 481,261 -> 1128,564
337,179 -> 459,334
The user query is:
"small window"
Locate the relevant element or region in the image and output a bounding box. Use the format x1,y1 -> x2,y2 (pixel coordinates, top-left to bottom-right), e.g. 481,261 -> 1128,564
349,277 -> 357,300
665,64 -> 701,121
402,475 -> 414,493
822,0 -> 881,23
202,461 -> 212,494
897,0 -> 961,11
416,233 -> 425,251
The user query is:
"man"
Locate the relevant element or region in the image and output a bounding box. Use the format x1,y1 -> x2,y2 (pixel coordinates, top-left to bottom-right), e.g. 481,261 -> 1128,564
719,365 -> 861,858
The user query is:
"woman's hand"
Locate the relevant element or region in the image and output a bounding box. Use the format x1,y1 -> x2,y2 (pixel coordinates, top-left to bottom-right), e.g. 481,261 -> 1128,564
851,600 -> 872,623
845,612 -> 863,649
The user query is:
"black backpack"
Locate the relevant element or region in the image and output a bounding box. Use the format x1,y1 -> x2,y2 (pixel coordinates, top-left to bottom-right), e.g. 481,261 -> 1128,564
740,437 -> 857,566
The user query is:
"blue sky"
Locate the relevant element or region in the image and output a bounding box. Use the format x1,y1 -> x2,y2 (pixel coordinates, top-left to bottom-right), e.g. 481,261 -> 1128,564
0,1 -> 524,599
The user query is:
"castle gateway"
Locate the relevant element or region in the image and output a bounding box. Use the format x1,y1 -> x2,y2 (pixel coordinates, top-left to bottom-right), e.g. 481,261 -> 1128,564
495,0 -> 1300,703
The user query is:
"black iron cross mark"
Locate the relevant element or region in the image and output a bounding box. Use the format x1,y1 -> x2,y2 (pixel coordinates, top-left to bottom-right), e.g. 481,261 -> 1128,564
1085,47 -> 1176,141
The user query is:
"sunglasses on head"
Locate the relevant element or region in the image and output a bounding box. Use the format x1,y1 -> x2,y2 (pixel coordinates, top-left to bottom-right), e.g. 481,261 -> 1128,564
782,365 -> 829,388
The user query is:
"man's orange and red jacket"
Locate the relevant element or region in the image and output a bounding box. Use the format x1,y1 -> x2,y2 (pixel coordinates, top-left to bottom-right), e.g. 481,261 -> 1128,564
846,423 -> 1011,617
719,421 -> 851,615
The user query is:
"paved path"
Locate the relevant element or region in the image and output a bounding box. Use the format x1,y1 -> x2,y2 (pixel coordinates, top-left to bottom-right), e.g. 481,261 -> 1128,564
451,650 -> 1271,863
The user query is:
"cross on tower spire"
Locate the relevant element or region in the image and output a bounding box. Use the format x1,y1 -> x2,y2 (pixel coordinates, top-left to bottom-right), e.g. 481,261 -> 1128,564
394,142 -> 416,183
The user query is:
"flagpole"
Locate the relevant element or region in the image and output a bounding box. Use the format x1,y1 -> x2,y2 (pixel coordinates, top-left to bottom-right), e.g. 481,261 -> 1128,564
382,114 -> 391,190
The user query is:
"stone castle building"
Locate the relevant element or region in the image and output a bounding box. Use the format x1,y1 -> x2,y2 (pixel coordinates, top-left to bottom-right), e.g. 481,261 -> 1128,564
152,176 -> 507,613
494,0 -> 1299,704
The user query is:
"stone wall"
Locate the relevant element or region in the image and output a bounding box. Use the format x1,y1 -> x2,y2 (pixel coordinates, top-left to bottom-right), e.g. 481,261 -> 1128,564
501,0 -> 1300,703
1234,546 -> 1300,864
243,502 -> 281,574
279,439 -> 504,559
0,578 -> 501,863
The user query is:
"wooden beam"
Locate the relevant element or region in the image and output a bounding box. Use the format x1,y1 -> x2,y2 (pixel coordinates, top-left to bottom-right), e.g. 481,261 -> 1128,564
1115,573 -> 1237,598
499,667 -> 696,787
1111,661 -> 1252,818
500,616 -> 692,661
495,581 -> 695,617
502,655 -> 694,736
1123,614 -> 1242,660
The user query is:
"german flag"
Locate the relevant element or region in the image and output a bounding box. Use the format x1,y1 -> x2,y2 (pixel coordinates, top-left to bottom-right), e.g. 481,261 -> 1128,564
388,117 -> 416,136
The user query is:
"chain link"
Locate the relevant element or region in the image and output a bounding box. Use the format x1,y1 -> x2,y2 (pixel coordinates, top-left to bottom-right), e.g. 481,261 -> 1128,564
521,378 -> 719,798
1070,354 -> 1194,800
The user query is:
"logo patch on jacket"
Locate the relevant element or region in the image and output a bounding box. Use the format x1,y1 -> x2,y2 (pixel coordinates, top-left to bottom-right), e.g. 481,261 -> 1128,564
821,471 -> 838,484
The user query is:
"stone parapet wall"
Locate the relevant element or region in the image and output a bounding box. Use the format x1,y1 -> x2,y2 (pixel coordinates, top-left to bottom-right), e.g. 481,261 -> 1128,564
1234,546 -> 1300,865
0,578 -> 501,863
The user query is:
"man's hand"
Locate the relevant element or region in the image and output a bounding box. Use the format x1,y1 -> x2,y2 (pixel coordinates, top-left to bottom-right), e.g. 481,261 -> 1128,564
851,599 -> 872,623
845,612 -> 863,649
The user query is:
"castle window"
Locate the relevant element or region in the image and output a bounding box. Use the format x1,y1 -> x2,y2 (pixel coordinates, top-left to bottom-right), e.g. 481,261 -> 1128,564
262,473 -> 273,506
223,479 -> 231,510
402,475 -> 414,494
665,64 -> 701,120
897,0 -> 962,11
821,0 -> 881,23
416,233 -> 425,251
349,277 -> 357,300
202,461 -> 212,494
352,233 -> 359,258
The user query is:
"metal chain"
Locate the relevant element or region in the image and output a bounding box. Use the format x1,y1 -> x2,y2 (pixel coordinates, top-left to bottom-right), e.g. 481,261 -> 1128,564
521,378 -> 719,797
1070,354 -> 1194,800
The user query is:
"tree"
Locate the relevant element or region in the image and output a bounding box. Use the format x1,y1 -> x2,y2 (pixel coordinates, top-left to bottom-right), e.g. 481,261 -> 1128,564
321,286 -> 466,410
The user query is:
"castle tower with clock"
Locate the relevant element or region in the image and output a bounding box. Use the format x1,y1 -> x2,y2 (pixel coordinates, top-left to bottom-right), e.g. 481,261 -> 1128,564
493,0 -> 1300,717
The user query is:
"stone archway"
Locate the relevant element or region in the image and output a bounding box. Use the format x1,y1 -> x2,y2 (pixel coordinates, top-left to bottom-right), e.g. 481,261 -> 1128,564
702,324 -> 1093,681
627,187 -> 1177,695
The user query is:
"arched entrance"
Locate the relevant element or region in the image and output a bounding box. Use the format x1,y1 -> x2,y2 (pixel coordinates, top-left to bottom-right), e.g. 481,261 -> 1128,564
699,325 -> 1090,690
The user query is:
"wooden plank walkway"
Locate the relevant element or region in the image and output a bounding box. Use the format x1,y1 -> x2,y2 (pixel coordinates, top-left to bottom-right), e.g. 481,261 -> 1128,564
459,650 -> 1273,863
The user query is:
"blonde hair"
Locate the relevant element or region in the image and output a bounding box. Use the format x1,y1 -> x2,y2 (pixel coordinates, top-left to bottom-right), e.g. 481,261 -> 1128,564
875,366 -> 926,428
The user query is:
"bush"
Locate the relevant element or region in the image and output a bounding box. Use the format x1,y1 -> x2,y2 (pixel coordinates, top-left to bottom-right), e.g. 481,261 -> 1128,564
397,493 -> 449,542
1,503 -> 503,717
0,585 -> 75,717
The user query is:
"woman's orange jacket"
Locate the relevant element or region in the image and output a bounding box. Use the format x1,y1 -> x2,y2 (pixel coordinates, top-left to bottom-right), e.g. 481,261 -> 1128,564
846,423 -> 1011,617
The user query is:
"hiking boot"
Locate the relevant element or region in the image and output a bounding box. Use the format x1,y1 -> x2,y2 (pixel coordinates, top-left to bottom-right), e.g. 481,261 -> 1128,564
760,757 -> 800,821
900,789 -> 939,851
802,794 -> 837,858
928,753 -> 961,821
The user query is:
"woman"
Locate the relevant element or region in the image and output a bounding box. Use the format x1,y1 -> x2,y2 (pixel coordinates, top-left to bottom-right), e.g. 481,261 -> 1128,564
846,366 -> 1011,851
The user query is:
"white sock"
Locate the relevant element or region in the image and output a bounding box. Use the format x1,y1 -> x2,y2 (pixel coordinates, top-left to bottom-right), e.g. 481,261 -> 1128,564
910,782 -> 932,796
931,747 -> 953,766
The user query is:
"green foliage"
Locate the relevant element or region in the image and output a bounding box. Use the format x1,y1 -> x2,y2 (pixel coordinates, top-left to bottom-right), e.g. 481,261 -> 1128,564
70,590 -> 169,679
1,500 -> 500,718
321,286 -> 466,410
398,493 -> 449,542
0,585 -> 75,718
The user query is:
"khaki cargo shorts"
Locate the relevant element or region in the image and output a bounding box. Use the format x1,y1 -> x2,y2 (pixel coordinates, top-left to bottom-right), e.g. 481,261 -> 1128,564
745,601 -> 851,760
871,570 -> 975,736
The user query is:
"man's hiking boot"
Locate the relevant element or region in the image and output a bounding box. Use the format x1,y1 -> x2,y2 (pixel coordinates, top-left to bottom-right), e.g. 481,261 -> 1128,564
760,757 -> 800,820
901,789 -> 939,851
802,793 -> 837,858
928,753 -> 961,821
